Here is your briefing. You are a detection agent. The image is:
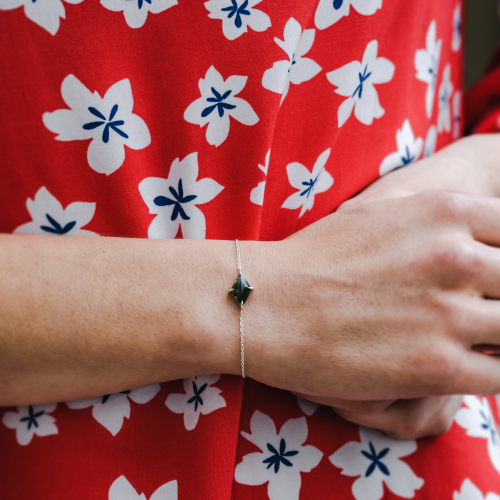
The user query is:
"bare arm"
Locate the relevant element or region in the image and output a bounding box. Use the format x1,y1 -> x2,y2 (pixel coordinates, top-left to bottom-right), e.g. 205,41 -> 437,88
6,135 -> 500,416
0,235 -> 275,405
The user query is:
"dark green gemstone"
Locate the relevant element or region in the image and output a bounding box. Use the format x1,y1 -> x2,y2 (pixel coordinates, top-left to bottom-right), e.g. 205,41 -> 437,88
229,273 -> 254,306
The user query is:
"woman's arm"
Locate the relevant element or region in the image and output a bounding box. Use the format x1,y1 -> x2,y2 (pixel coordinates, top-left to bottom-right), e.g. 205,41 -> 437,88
0,235 -> 274,405
5,135 -> 500,409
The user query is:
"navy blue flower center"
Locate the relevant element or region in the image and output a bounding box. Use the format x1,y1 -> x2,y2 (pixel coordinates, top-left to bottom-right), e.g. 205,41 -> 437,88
40,214 -> 76,235
187,381 -> 207,412
202,87 -> 236,118
361,441 -> 390,477
125,0 -> 151,9
352,65 -> 372,99
20,406 -> 45,431
401,145 -> 415,166
428,55 -> 437,84
440,88 -> 450,103
101,390 -> 131,404
221,0 -> 250,28
83,104 -> 129,144
333,0 -> 343,9
300,172 -> 320,198
153,179 -> 197,222
263,438 -> 298,474
288,54 -> 297,73
480,410 -> 499,446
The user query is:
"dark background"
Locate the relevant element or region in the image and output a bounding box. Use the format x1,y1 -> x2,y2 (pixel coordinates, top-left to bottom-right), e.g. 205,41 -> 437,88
466,0 -> 500,89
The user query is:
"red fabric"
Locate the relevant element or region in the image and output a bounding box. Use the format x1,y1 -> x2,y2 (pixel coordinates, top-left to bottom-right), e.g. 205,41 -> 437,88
466,64 -> 500,132
1,0 -> 499,499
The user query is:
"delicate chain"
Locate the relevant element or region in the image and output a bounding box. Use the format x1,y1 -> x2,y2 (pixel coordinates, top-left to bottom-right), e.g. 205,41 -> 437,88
240,306 -> 245,378
236,238 -> 242,274
236,239 -> 245,378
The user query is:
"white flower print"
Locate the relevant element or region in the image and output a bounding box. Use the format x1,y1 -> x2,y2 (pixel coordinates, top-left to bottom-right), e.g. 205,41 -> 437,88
379,119 -> 423,175
101,0 -> 176,29
262,18 -> 322,105
234,410 -> 323,500
138,152 -> 224,239
205,0 -> 271,40
454,479 -> 500,500
455,395 -> 500,474
0,0 -> 83,35
282,148 -> 334,218
452,3 -> 462,52
14,186 -> 97,236
452,91 -> 462,139
250,149 -> 270,206
184,66 -> 258,147
165,375 -> 226,431
43,74 -> 151,175
423,125 -> 437,158
437,64 -> 454,133
2,404 -> 58,446
109,475 -> 178,500
330,426 -> 424,500
326,40 -> 394,127
314,0 -> 382,31
101,0 -> 177,28
415,21 -> 442,119
66,384 -> 160,436
297,397 -> 319,417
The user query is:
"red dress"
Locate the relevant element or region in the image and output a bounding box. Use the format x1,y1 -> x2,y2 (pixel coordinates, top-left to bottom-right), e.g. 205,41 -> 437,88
1,0 -> 499,498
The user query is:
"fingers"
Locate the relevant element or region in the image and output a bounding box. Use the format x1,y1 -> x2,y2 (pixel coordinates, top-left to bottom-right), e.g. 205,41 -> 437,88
466,242 -> 500,299
457,349 -> 500,397
290,392 -> 395,415
333,396 -> 464,440
468,197 -> 500,247
424,331 -> 500,396
428,191 -> 500,247
457,297 -> 500,348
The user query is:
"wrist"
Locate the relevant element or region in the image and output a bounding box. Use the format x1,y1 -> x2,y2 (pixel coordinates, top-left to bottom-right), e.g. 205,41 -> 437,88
240,239 -> 303,386
198,238 -> 291,381
177,239 -> 240,378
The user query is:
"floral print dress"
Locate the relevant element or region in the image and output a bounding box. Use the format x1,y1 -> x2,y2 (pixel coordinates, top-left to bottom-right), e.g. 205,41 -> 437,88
0,0 -> 499,499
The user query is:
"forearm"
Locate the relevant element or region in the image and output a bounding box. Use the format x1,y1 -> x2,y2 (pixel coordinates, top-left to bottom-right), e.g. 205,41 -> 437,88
0,235 -> 273,406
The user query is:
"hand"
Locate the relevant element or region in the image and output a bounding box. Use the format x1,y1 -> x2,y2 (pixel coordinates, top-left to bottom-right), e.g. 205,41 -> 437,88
333,396 -> 464,440
247,135 -> 500,403
340,134 -> 500,204
291,393 -> 463,440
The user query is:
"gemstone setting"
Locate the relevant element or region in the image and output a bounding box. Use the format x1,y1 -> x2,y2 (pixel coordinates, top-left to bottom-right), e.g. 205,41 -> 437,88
230,273 -> 253,306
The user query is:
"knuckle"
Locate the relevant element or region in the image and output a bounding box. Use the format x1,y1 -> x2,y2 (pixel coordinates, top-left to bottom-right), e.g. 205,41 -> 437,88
392,410 -> 454,440
432,416 -> 454,437
428,400 -> 456,437
355,401 -> 391,416
416,343 -> 460,390
429,239 -> 484,284
431,346 -> 459,377
400,420 -> 422,437
425,190 -> 470,221
393,417 -> 426,440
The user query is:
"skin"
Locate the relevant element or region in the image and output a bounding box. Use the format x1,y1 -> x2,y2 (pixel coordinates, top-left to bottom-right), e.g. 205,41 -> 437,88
2,134 -> 500,441
290,134 -> 500,437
